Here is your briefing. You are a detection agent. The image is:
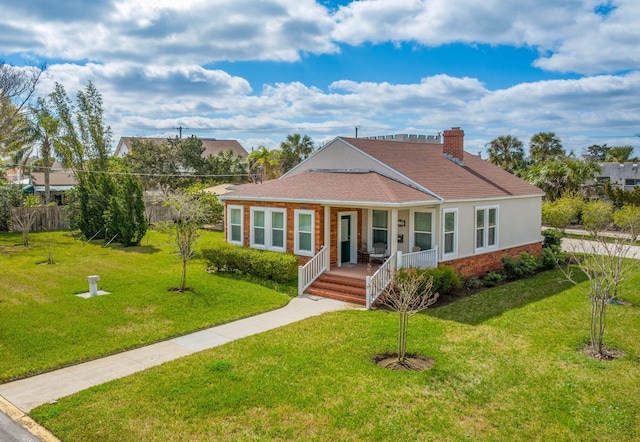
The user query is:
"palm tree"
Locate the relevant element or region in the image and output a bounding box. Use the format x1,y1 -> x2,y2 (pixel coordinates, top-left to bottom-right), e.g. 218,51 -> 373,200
529,132 -> 565,162
247,145 -> 281,182
19,98 -> 60,204
279,133 -> 314,173
487,135 -> 525,174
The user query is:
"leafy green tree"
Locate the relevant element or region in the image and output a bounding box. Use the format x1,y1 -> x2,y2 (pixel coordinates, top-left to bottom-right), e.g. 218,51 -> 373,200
604,182 -> 640,208
487,135 -> 525,174
248,145 -> 280,181
0,62 -> 43,151
613,205 -> 640,240
581,200 -> 613,233
541,194 -> 584,228
204,149 -> 248,184
279,133 -> 314,173
582,144 -> 609,162
0,182 -> 22,232
529,132 -> 565,162
104,174 -> 147,246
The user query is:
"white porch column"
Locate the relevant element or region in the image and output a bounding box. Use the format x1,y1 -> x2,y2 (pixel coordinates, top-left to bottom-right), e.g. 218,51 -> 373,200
324,205 -> 331,269
390,209 -> 398,256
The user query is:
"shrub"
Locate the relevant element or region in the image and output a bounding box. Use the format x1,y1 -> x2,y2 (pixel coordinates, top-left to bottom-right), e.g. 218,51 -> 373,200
541,194 -> 583,228
483,272 -> 503,287
399,266 -> 463,296
464,277 -> 483,291
501,252 -> 540,280
581,200 -> 613,233
542,228 -> 563,249
202,245 -> 298,283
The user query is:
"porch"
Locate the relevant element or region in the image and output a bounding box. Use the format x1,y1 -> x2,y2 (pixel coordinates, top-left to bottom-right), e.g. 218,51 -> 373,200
299,247 -> 438,308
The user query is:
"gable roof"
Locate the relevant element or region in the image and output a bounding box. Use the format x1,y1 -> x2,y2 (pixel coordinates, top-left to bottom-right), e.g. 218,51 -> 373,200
222,134 -> 543,205
340,137 -> 542,200
115,137 -> 248,158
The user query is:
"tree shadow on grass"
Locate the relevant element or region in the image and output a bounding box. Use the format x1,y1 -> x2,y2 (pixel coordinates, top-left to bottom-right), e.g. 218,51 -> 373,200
426,269 -> 586,326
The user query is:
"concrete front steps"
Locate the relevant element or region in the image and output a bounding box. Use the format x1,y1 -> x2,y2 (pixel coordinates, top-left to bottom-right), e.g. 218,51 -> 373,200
305,273 -> 367,305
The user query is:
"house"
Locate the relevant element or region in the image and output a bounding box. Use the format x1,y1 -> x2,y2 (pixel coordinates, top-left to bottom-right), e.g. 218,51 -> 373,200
219,128 -> 544,306
114,137 -> 248,159
596,162 -> 640,190
26,171 -> 76,205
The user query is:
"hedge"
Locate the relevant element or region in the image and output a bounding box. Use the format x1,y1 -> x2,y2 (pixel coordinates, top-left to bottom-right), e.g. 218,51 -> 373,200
202,244 -> 298,283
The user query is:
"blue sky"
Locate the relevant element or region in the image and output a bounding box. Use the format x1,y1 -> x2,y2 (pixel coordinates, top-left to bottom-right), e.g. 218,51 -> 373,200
2,0 -> 639,156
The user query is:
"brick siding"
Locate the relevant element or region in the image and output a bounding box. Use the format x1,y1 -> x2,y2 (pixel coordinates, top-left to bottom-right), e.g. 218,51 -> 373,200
440,242 -> 543,278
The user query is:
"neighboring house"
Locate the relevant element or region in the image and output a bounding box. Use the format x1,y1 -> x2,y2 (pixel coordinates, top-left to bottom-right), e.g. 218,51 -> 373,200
596,162 -> 640,190
26,170 -> 76,205
219,128 -> 544,306
114,137 -> 249,159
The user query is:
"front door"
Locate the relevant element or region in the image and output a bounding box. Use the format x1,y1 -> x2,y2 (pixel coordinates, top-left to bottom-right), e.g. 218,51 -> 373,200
340,215 -> 351,263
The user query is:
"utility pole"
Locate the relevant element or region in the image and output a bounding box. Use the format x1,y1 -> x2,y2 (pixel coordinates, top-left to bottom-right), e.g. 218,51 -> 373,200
177,126 -> 183,139
355,126 -> 359,138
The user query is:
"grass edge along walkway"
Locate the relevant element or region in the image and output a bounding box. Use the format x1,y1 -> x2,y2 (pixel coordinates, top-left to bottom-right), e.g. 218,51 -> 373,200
0,295 -> 353,413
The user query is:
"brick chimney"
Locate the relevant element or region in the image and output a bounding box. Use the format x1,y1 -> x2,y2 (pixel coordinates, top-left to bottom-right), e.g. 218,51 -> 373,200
443,127 -> 465,165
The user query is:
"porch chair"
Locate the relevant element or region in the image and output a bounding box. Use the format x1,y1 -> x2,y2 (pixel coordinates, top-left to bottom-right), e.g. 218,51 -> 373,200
369,242 -> 387,264
358,242 -> 368,263
412,246 -> 421,252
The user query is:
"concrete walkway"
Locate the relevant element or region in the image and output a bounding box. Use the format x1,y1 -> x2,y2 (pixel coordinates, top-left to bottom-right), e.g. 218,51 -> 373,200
0,295 -> 353,440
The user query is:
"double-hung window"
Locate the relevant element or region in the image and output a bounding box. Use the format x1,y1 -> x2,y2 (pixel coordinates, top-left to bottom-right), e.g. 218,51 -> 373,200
294,209 -> 315,256
250,207 -> 286,251
413,211 -> 433,250
372,210 -> 388,245
475,206 -> 498,251
228,205 -> 243,245
443,209 -> 457,257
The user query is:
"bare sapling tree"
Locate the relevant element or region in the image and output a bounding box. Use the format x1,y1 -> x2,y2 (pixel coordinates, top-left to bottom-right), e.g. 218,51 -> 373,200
379,269 -> 439,367
562,201 -> 640,359
12,194 -> 45,247
160,190 -> 208,292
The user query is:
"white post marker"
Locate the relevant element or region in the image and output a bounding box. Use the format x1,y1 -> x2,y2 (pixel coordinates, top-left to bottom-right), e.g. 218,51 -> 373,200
86,275 -> 100,297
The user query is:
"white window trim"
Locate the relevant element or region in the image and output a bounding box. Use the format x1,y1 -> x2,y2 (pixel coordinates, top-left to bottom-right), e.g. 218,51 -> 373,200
227,205 -> 244,245
475,205 -> 499,252
250,207 -> 287,252
410,209 -> 435,251
294,209 -> 315,256
442,208 -> 458,258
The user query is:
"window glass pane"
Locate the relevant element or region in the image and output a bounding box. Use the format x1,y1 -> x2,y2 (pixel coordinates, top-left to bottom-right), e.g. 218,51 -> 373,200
231,225 -> 241,242
488,227 -> 496,246
272,211 -> 284,229
254,210 -> 265,227
476,209 -> 485,228
272,229 -> 284,247
445,212 -> 455,231
373,229 -> 387,244
476,228 -> 484,248
444,232 -> 454,254
489,208 -> 496,226
299,213 -> 312,231
372,210 -> 388,228
299,232 -> 312,251
414,212 -> 431,232
254,227 -> 265,245
230,208 -> 241,225
415,232 -> 431,250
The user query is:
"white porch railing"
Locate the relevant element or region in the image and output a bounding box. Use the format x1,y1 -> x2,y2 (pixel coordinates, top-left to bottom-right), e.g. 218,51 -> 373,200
298,246 -> 327,296
397,246 -> 438,270
366,253 -> 397,309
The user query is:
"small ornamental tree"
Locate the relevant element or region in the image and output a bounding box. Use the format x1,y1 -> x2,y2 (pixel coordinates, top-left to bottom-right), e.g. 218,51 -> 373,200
562,200 -> 639,359
160,190 -> 208,292
379,268 -> 439,368
12,194 -> 45,247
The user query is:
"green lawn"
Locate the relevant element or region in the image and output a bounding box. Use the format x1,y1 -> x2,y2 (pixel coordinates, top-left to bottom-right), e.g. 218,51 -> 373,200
30,268 -> 640,441
0,230 -> 290,382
